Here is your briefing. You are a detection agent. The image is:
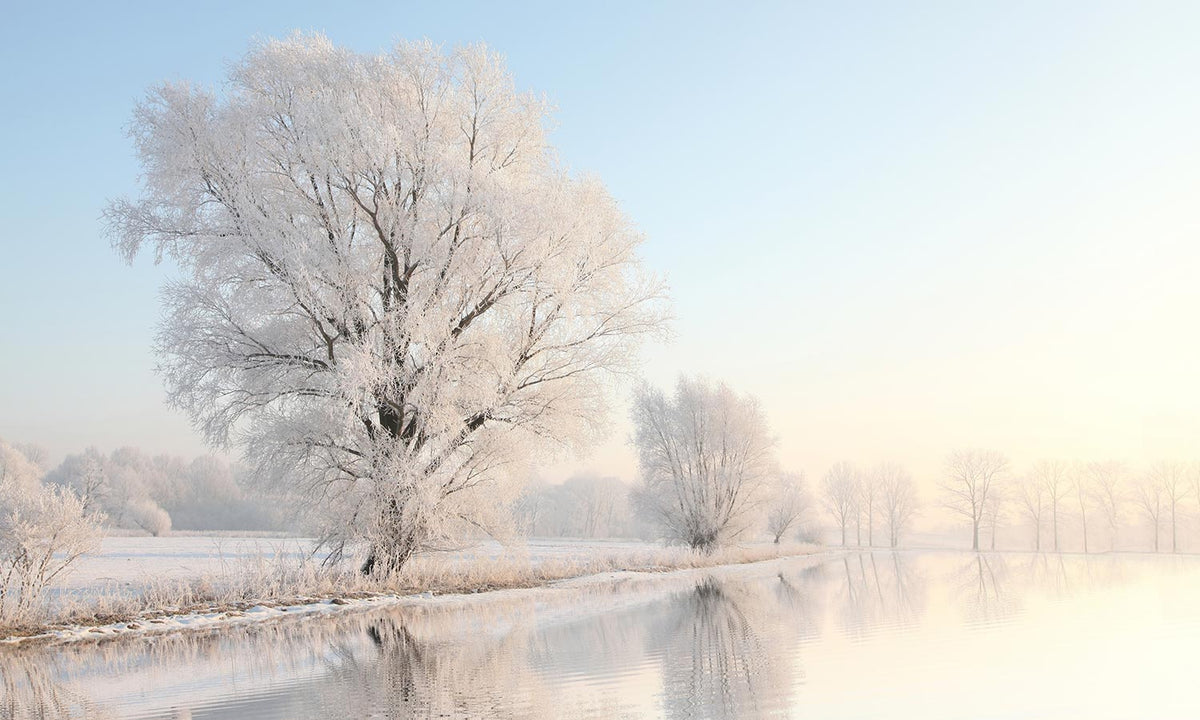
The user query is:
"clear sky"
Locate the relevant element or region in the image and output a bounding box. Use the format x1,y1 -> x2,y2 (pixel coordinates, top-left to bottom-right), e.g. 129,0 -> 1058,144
3,1 -> 1200,494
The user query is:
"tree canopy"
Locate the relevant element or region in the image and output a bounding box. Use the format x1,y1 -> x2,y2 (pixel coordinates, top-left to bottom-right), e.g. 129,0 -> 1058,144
107,34 -> 665,573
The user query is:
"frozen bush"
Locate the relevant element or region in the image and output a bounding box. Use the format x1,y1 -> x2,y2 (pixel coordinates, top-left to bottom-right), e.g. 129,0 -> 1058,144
127,498 -> 172,537
0,440 -> 102,621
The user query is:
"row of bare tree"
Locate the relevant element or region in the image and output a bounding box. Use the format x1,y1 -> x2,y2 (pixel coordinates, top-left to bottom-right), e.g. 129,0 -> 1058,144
941,449 -> 1200,553
821,463 -> 920,548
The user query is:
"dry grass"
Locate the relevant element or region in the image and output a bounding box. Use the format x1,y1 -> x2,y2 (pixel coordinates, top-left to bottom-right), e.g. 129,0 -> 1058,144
0,541 -> 820,639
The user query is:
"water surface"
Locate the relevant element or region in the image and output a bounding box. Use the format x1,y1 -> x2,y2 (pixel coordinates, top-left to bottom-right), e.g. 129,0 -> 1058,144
4,551 -> 1199,719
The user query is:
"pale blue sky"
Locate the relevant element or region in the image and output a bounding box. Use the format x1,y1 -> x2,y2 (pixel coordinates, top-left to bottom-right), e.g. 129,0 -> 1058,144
4,2 -> 1200,487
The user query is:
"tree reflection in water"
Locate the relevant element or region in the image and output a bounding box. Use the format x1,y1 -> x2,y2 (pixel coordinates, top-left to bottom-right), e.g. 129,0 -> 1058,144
832,551 -> 928,639
0,551 -> 1184,719
648,579 -> 778,718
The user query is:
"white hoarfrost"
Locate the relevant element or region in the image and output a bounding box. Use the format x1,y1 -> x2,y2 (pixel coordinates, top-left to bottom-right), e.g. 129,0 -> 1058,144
105,34 -> 665,574
632,377 -> 776,551
0,440 -> 102,621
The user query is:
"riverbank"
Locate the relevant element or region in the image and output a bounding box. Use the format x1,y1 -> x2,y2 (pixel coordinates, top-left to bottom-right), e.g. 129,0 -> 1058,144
0,538 -> 823,645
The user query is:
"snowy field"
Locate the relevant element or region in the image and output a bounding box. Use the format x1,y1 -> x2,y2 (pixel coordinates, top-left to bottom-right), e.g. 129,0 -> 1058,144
56,534 -> 676,597
56,535 -> 318,594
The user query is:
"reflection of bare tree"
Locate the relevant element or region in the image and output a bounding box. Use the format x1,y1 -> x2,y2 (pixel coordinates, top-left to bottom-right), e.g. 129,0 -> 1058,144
23,551 -> 1180,719
947,553 -> 1020,625
829,551 -> 927,639
1016,552 -> 1129,600
3,568 -> 769,718
0,652 -> 112,720
308,612 -> 557,717
650,577 -> 794,720
773,564 -> 825,645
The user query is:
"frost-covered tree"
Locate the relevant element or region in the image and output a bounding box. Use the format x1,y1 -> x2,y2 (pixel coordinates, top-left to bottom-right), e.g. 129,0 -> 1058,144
632,377 -> 776,551
941,449 -> 1008,552
515,475 -> 647,539
1087,461 -> 1125,551
10,443 -> 50,473
45,448 -> 108,514
766,472 -> 810,544
1016,476 -> 1046,551
46,447 -> 174,535
127,499 -> 172,537
876,464 -> 917,548
1032,460 -> 1070,552
858,468 -> 881,547
1070,464 -> 1094,553
0,440 -> 101,620
981,479 -> 1007,551
1149,461 -> 1189,553
1134,471 -> 1165,552
106,35 -> 664,574
563,475 -> 629,538
821,462 -> 858,547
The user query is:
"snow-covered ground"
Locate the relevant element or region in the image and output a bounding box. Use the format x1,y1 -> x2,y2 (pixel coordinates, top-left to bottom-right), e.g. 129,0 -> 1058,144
8,534 -> 820,647
57,534 -> 671,596
57,534 -> 320,594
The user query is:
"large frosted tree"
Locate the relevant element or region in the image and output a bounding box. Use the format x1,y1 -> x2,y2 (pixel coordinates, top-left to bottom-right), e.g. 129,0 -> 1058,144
106,35 -> 663,574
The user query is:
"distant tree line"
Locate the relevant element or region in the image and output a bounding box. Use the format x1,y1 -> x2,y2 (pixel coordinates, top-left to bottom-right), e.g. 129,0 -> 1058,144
42,447 -> 292,535
945,453 -> 1200,554
513,475 -> 648,539
813,449 -> 1200,554
938,450 -> 1200,553
820,462 -> 920,548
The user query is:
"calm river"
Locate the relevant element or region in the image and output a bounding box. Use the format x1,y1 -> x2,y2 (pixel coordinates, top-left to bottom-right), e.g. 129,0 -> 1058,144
4,550 -> 1199,719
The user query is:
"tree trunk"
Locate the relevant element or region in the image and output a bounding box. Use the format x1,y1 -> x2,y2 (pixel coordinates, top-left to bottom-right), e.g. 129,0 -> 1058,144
690,530 -> 719,554
361,541 -> 416,577
972,519 -> 979,552
1053,503 -> 1059,552
1081,511 -> 1088,554
1172,508 -> 1177,553
361,498 -> 423,577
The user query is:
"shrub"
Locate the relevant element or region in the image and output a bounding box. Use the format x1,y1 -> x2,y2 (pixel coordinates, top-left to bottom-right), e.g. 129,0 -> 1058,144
0,441 -> 102,621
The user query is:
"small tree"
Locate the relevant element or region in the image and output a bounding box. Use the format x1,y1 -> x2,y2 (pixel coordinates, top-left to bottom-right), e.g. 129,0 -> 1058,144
941,449 -> 1008,552
821,462 -> 858,547
766,472 -> 810,544
876,464 -> 917,548
1016,477 -> 1045,551
858,469 -> 881,547
1134,472 -> 1165,552
128,499 -> 172,537
1070,465 -> 1093,554
632,377 -> 776,551
1088,461 -> 1124,551
1032,460 -> 1070,552
981,481 -> 1006,551
45,448 -> 108,514
0,440 -> 101,621
1150,461 -> 1189,553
